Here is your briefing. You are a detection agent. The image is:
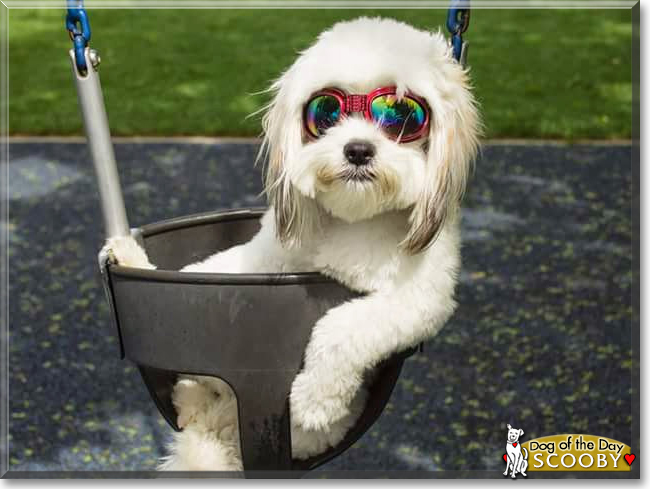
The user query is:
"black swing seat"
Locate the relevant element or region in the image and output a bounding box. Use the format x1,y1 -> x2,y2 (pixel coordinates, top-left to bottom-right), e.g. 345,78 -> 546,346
100,208 -> 418,473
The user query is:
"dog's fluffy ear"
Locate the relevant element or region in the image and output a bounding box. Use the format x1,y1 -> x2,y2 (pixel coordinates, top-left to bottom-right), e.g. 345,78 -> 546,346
402,61 -> 480,254
519,429 -> 524,437
259,67 -> 320,248
507,424 -> 512,430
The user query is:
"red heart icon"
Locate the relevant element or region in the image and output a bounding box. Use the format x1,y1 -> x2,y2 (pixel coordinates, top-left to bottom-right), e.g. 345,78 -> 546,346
624,454 -> 635,466
513,442 -> 517,447
503,454 -> 507,462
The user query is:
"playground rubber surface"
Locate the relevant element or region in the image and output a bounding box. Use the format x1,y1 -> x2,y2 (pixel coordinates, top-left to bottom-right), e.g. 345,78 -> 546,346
6,141 -> 634,473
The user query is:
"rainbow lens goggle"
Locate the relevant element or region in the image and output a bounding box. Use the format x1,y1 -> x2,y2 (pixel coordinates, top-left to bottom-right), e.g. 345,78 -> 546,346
303,87 -> 430,143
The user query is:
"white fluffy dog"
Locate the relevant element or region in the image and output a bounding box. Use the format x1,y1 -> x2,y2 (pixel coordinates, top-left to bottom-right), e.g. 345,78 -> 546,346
106,17 -> 480,470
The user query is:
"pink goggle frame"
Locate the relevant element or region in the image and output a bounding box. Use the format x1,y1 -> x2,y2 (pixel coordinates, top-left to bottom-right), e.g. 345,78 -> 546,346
303,87 -> 431,143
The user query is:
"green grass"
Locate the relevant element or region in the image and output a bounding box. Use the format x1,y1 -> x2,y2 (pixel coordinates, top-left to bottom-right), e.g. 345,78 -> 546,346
9,8 -> 632,139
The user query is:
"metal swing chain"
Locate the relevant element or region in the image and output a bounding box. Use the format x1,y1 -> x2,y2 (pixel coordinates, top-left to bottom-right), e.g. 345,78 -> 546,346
446,0 -> 470,67
66,0 -> 94,74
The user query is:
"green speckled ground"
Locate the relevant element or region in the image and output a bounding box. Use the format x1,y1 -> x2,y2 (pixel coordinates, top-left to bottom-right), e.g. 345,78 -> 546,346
7,142 -> 633,472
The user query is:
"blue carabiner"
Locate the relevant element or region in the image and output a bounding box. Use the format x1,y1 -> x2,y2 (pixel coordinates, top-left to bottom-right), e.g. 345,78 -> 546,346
65,0 -> 91,73
446,0 -> 470,63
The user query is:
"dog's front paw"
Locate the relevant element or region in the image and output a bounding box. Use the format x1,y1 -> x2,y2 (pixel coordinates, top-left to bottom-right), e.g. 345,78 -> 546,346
289,368 -> 360,431
290,371 -> 349,431
102,236 -> 156,269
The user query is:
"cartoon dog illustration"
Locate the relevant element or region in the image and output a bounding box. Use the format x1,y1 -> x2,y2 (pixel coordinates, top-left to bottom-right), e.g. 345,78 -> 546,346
503,423 -> 528,478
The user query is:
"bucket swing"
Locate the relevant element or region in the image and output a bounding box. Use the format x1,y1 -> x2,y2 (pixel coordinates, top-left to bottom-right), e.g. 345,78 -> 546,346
66,1 -> 470,472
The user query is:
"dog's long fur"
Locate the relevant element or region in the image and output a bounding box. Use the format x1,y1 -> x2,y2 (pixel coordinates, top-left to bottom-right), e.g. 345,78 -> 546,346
107,17 -> 480,470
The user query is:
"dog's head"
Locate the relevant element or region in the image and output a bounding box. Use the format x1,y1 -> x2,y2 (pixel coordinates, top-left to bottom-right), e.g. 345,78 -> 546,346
506,424 -> 524,443
260,17 -> 480,253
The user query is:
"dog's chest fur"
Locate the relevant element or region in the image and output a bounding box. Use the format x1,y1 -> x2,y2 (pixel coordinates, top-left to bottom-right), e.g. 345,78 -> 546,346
308,211 -> 411,293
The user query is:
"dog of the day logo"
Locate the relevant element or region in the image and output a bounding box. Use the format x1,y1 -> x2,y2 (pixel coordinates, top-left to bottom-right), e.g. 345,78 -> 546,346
503,424 -> 528,479
502,427 -> 635,475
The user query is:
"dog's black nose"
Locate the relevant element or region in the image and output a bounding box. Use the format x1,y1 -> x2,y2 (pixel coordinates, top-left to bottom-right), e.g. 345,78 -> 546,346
344,141 -> 375,166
